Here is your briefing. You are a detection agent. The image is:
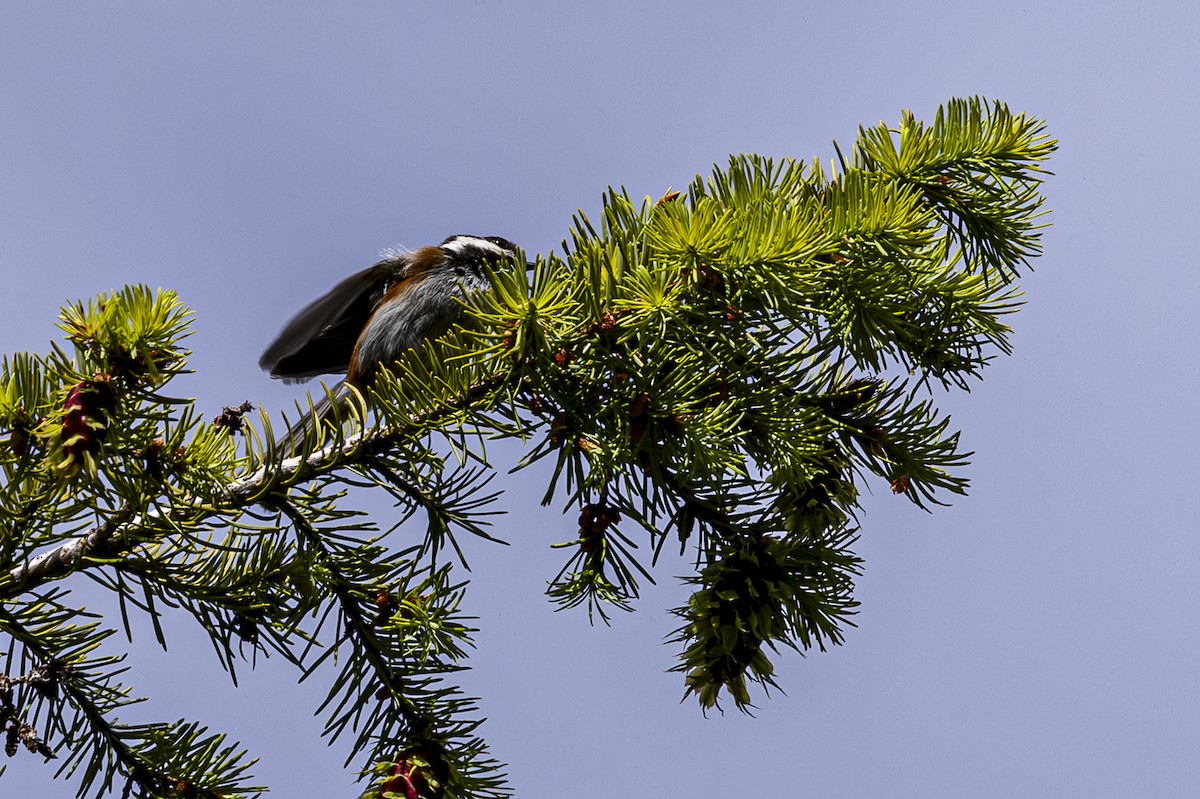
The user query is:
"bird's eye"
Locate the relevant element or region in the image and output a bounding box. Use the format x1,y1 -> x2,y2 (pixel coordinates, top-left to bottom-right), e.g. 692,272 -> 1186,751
486,236 -> 517,252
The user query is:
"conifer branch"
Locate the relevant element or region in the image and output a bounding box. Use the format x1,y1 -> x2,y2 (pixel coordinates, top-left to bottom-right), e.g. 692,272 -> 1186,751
0,97 -> 1056,797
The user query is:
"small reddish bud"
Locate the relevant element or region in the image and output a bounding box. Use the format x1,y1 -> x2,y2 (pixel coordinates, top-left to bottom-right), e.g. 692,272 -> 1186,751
596,509 -> 621,527
549,413 -> 571,447
52,376 -> 117,477
628,393 -> 651,419
212,401 -> 253,433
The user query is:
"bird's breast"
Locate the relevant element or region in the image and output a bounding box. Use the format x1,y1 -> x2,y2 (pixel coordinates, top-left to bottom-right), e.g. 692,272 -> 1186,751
347,266 -> 490,384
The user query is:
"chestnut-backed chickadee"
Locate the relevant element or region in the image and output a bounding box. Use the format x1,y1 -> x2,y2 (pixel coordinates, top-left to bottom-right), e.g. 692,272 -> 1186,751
260,234 -> 525,448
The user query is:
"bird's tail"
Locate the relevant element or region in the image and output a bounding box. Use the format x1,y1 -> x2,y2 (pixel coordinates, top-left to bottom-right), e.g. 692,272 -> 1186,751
275,380 -> 356,455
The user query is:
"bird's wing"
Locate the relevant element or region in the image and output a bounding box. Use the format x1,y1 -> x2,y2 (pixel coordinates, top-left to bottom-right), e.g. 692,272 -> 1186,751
259,261 -> 398,382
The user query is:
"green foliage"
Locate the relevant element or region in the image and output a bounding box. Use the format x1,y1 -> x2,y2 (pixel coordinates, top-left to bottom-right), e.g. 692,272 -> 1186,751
669,528 -> 862,709
0,97 -> 1055,796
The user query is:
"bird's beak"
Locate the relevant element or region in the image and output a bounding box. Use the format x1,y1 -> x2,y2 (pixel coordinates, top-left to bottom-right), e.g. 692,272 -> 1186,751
525,259 -> 537,271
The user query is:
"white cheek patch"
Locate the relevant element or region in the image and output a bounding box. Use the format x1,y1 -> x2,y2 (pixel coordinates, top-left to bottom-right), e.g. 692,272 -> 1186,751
442,235 -> 511,259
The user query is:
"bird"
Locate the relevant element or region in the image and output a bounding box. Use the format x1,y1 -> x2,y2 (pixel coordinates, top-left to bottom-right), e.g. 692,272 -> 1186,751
260,234 -> 525,450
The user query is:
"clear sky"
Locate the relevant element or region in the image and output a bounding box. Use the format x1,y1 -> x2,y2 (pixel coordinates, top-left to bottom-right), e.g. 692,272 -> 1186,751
2,2 -> 1198,797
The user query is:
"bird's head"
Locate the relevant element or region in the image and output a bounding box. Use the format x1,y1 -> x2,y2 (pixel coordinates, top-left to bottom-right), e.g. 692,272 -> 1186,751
439,235 -> 533,271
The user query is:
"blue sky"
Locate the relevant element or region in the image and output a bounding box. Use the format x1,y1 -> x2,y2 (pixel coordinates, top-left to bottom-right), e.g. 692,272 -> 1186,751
2,2 -> 1198,797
